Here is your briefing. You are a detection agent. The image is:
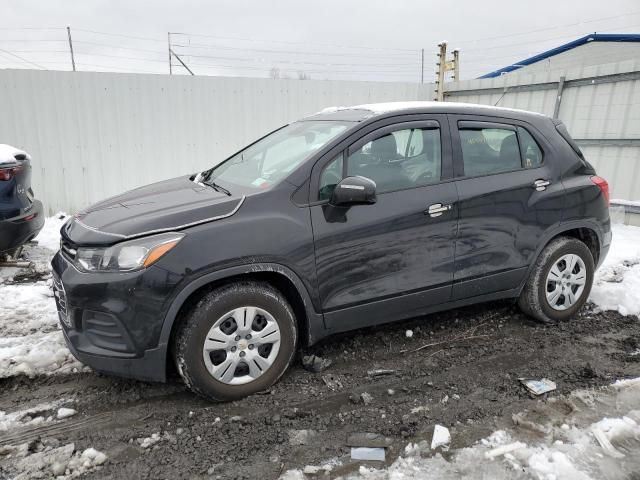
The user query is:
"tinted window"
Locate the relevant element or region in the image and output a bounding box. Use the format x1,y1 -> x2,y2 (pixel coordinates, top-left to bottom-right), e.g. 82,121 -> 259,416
345,127 -> 441,194
319,153 -> 343,200
459,127 -> 521,176
518,127 -> 542,168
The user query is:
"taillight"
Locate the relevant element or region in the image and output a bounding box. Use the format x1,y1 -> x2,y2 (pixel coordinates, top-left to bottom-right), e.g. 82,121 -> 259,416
591,176 -> 609,206
0,165 -> 22,181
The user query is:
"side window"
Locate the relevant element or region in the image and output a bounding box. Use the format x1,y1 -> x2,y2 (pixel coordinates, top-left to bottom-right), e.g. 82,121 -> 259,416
459,127 -> 521,177
345,127 -> 441,194
518,127 -> 543,168
319,153 -> 343,200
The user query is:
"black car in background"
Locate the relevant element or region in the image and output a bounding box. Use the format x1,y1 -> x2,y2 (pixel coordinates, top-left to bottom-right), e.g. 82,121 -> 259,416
0,144 -> 44,256
52,102 -> 611,401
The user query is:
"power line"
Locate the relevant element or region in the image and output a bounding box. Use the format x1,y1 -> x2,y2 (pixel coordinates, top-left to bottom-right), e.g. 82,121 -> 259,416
73,40 -> 166,55
170,31 -> 418,53
454,10 -> 640,45
180,60 -> 418,76
72,28 -> 165,43
170,51 -> 418,68
0,47 -> 46,69
0,39 -> 67,43
171,42 -> 417,59
0,27 -> 64,31
461,25 -> 640,53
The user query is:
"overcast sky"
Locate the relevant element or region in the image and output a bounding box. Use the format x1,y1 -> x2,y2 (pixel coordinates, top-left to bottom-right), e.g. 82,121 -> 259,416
1,0 -> 638,82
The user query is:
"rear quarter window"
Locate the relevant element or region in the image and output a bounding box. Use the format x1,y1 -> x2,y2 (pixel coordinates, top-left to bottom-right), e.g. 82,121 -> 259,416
555,122 -> 595,171
555,123 -> 584,159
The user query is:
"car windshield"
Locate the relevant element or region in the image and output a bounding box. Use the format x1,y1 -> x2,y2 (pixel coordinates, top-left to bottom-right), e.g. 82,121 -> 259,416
204,120 -> 352,190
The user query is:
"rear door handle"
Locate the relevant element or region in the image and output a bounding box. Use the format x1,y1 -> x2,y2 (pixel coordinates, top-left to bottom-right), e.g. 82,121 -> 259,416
426,203 -> 452,218
533,179 -> 551,191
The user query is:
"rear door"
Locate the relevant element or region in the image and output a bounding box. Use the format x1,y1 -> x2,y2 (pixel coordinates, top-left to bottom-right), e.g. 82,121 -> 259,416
309,116 -> 459,331
450,115 -> 564,299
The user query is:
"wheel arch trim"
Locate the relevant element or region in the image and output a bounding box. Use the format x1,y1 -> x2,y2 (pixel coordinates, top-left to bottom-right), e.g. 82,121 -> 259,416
519,220 -> 605,294
157,262 -> 325,373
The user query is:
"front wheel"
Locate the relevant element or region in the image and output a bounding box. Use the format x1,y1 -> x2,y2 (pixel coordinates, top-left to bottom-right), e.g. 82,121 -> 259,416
174,281 -> 297,401
518,237 -> 595,323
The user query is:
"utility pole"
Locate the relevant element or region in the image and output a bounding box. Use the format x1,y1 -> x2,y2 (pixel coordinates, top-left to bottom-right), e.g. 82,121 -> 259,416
452,49 -> 460,81
434,42 -> 447,101
434,42 -> 460,101
66,26 -> 76,72
420,48 -> 424,84
168,32 -> 172,75
170,49 -> 194,75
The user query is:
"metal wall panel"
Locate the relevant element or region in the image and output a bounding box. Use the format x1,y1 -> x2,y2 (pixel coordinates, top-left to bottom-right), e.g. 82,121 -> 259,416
0,70 -> 433,214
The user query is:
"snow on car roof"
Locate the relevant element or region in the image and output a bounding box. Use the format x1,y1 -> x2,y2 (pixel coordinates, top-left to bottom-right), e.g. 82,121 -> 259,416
0,144 -> 28,165
315,101 -> 547,118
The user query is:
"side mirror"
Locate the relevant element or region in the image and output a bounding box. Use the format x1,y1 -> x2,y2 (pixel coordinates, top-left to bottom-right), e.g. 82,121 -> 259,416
330,176 -> 377,206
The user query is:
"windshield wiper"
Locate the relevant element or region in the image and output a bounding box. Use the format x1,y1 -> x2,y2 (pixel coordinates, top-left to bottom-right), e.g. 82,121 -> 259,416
203,179 -> 231,196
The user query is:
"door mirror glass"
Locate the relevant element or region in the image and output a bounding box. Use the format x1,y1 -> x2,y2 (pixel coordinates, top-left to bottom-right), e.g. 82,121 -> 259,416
330,176 -> 376,206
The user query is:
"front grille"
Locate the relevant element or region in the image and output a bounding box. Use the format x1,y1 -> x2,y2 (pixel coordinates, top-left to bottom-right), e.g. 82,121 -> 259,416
52,274 -> 72,328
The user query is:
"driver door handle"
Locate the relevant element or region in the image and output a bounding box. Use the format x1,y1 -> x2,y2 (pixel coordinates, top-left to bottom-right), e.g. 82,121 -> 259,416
533,179 -> 551,191
426,203 -> 452,218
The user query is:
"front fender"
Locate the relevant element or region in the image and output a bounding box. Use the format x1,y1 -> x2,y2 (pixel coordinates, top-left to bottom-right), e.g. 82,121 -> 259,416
156,262 -> 326,378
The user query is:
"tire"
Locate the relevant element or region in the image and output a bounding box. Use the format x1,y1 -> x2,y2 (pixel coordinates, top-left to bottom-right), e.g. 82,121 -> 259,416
518,236 -> 595,323
174,281 -> 297,401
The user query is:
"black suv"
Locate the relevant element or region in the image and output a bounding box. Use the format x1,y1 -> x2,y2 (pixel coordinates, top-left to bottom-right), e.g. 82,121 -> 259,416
52,102 -> 611,401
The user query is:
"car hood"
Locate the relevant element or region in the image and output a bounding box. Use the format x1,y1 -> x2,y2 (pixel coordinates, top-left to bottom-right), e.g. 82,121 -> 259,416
62,175 -> 245,246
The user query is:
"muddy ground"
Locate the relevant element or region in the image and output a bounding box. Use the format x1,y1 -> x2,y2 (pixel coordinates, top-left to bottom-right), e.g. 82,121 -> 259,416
1,301 -> 639,479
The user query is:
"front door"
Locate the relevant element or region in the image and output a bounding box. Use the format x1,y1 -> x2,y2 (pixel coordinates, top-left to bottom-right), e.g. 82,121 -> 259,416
309,116 -> 459,332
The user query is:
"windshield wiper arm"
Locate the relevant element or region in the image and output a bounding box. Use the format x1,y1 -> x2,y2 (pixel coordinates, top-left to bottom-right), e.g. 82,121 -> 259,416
203,179 -> 231,196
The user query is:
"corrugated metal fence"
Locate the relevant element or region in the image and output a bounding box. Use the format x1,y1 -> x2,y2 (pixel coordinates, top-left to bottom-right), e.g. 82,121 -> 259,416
444,59 -> 640,202
2,64 -> 639,214
0,70 -> 432,214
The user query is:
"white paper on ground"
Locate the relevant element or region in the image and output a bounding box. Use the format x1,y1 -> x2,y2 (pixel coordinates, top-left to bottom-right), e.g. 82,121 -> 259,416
351,447 -> 385,461
431,424 -> 451,449
521,378 -> 557,395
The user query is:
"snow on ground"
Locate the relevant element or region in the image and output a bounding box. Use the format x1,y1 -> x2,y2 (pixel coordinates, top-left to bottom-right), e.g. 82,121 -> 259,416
0,400 -> 68,432
590,224 -> 640,316
0,213 -> 84,378
1,441 -> 108,479
282,379 -> 640,480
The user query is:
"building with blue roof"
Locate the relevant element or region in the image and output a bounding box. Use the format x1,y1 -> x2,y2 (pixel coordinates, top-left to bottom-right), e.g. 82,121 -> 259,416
480,34 -> 640,78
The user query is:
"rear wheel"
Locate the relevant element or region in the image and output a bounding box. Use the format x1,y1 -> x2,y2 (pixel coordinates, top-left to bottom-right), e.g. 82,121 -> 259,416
518,237 -> 594,323
174,281 -> 297,401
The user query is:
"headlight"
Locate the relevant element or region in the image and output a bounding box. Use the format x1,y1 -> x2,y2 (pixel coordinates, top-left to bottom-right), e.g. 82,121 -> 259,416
73,232 -> 184,273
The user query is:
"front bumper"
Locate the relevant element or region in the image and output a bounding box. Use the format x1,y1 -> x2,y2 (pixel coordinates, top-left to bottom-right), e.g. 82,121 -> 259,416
62,329 -> 168,382
51,251 -> 184,383
0,200 -> 44,253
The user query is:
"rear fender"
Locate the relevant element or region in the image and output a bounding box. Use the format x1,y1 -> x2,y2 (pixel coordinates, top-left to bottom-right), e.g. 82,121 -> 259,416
517,220 -> 607,294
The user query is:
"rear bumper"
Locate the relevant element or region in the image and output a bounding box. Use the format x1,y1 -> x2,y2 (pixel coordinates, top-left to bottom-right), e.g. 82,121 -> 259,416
0,200 -> 44,253
597,228 -> 612,268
